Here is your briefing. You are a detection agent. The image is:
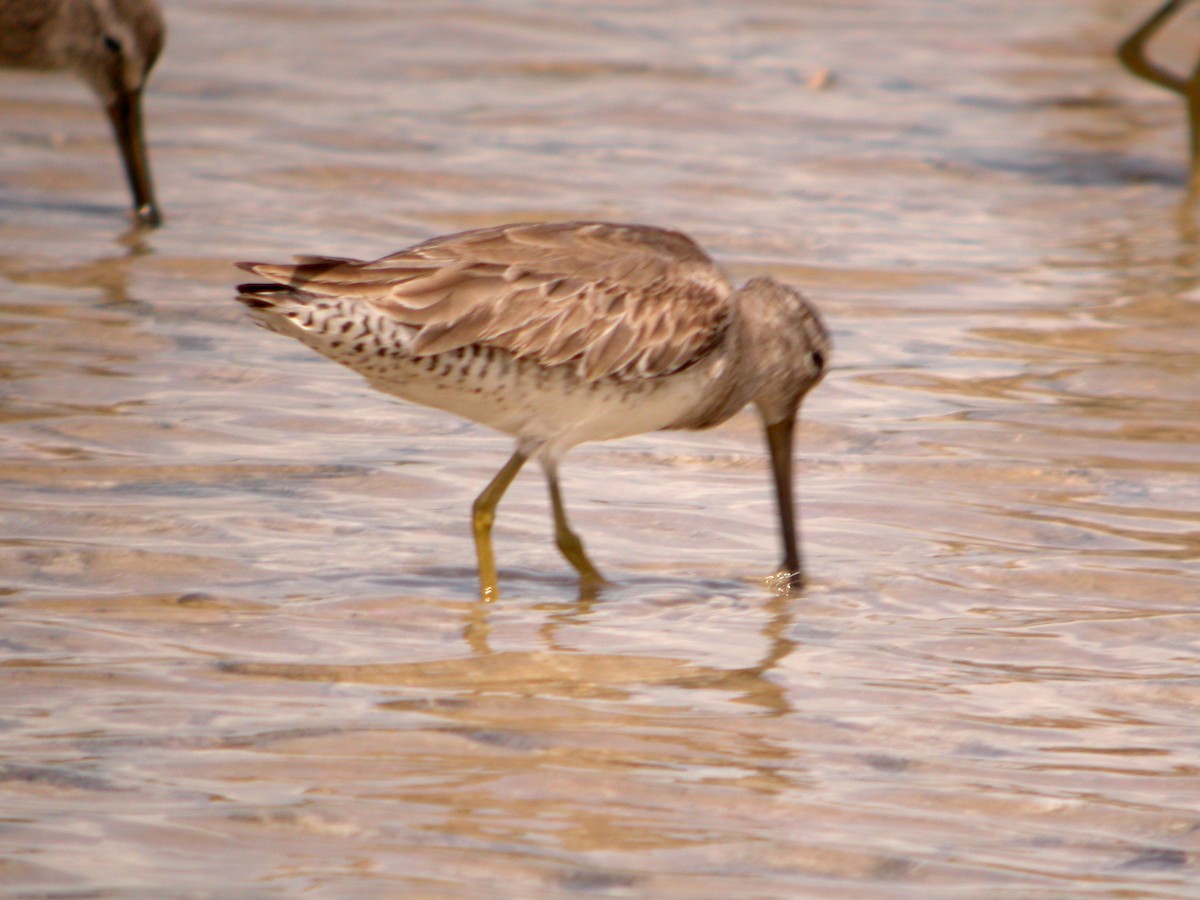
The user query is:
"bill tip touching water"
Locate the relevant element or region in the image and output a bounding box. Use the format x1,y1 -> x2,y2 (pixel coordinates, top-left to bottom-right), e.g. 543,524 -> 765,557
235,221 -> 830,599
0,0 -> 165,226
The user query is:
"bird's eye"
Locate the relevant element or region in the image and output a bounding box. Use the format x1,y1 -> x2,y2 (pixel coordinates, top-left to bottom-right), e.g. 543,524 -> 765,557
103,35 -> 122,54
810,351 -> 825,370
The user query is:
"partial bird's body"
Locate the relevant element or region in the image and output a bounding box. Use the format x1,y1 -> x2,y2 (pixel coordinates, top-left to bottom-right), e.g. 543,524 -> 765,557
236,221 -> 830,598
0,0 -> 165,225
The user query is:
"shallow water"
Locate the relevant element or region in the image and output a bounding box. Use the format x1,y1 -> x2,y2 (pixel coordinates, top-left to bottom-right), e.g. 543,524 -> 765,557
2,0 -> 1199,895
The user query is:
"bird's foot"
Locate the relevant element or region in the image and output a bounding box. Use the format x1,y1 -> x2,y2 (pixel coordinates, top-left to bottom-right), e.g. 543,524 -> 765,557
766,567 -> 805,595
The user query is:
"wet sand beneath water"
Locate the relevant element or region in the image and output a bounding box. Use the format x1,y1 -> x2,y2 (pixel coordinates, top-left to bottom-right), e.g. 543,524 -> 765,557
1,0 -> 1199,895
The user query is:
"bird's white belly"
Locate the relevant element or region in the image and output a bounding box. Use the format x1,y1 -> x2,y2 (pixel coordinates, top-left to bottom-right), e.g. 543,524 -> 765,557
250,299 -> 725,455
363,345 -> 718,454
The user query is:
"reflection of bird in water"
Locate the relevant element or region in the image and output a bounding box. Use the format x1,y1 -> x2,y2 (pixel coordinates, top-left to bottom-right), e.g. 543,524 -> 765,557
0,0 -> 165,226
236,221 -> 831,600
1118,0 -> 1200,189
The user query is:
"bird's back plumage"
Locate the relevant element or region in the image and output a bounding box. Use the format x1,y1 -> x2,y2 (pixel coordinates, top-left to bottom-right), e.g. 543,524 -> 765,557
238,220 -> 735,383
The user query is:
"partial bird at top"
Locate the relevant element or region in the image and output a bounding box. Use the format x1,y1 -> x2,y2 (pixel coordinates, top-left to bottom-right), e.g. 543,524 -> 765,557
0,0 -> 165,226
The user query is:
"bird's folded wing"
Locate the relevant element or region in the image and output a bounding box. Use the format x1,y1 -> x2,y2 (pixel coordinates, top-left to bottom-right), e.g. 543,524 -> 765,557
240,221 -> 735,381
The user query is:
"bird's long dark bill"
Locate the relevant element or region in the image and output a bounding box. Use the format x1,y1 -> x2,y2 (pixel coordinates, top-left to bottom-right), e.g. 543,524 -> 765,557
764,416 -> 803,589
106,89 -> 160,227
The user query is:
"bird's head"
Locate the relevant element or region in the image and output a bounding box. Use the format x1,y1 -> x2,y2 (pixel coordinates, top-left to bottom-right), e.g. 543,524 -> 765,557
72,0 -> 165,106
736,276 -> 830,425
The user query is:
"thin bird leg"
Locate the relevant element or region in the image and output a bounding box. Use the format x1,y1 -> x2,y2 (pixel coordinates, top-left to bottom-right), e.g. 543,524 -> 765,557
1117,0 -> 1200,181
1187,56 -> 1200,190
764,415 -> 803,590
541,458 -> 604,586
472,448 -> 528,601
1118,0 -> 1189,93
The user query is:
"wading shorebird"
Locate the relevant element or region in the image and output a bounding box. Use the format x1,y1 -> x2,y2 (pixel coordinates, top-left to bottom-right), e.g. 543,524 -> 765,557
235,221 -> 830,599
0,0 -> 165,226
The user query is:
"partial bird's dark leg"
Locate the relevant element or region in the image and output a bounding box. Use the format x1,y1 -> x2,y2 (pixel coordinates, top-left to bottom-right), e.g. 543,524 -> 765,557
1187,58 -> 1200,189
472,448 -> 528,601
1117,0 -> 1200,187
764,415 -> 803,590
540,457 -> 604,586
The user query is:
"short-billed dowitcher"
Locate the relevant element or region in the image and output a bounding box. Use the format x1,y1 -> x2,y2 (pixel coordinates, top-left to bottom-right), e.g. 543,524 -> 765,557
0,0 -> 165,225
236,221 -> 830,599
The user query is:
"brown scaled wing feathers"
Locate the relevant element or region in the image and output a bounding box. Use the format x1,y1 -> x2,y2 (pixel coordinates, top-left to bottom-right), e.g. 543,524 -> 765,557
238,221 -> 735,382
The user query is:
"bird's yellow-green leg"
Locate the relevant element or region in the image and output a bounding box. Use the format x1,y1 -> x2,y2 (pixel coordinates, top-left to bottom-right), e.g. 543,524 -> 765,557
472,449 -> 528,601
542,459 -> 605,586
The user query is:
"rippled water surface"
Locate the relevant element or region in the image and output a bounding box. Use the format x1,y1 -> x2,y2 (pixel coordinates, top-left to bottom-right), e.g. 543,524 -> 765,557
2,0 -> 1199,895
